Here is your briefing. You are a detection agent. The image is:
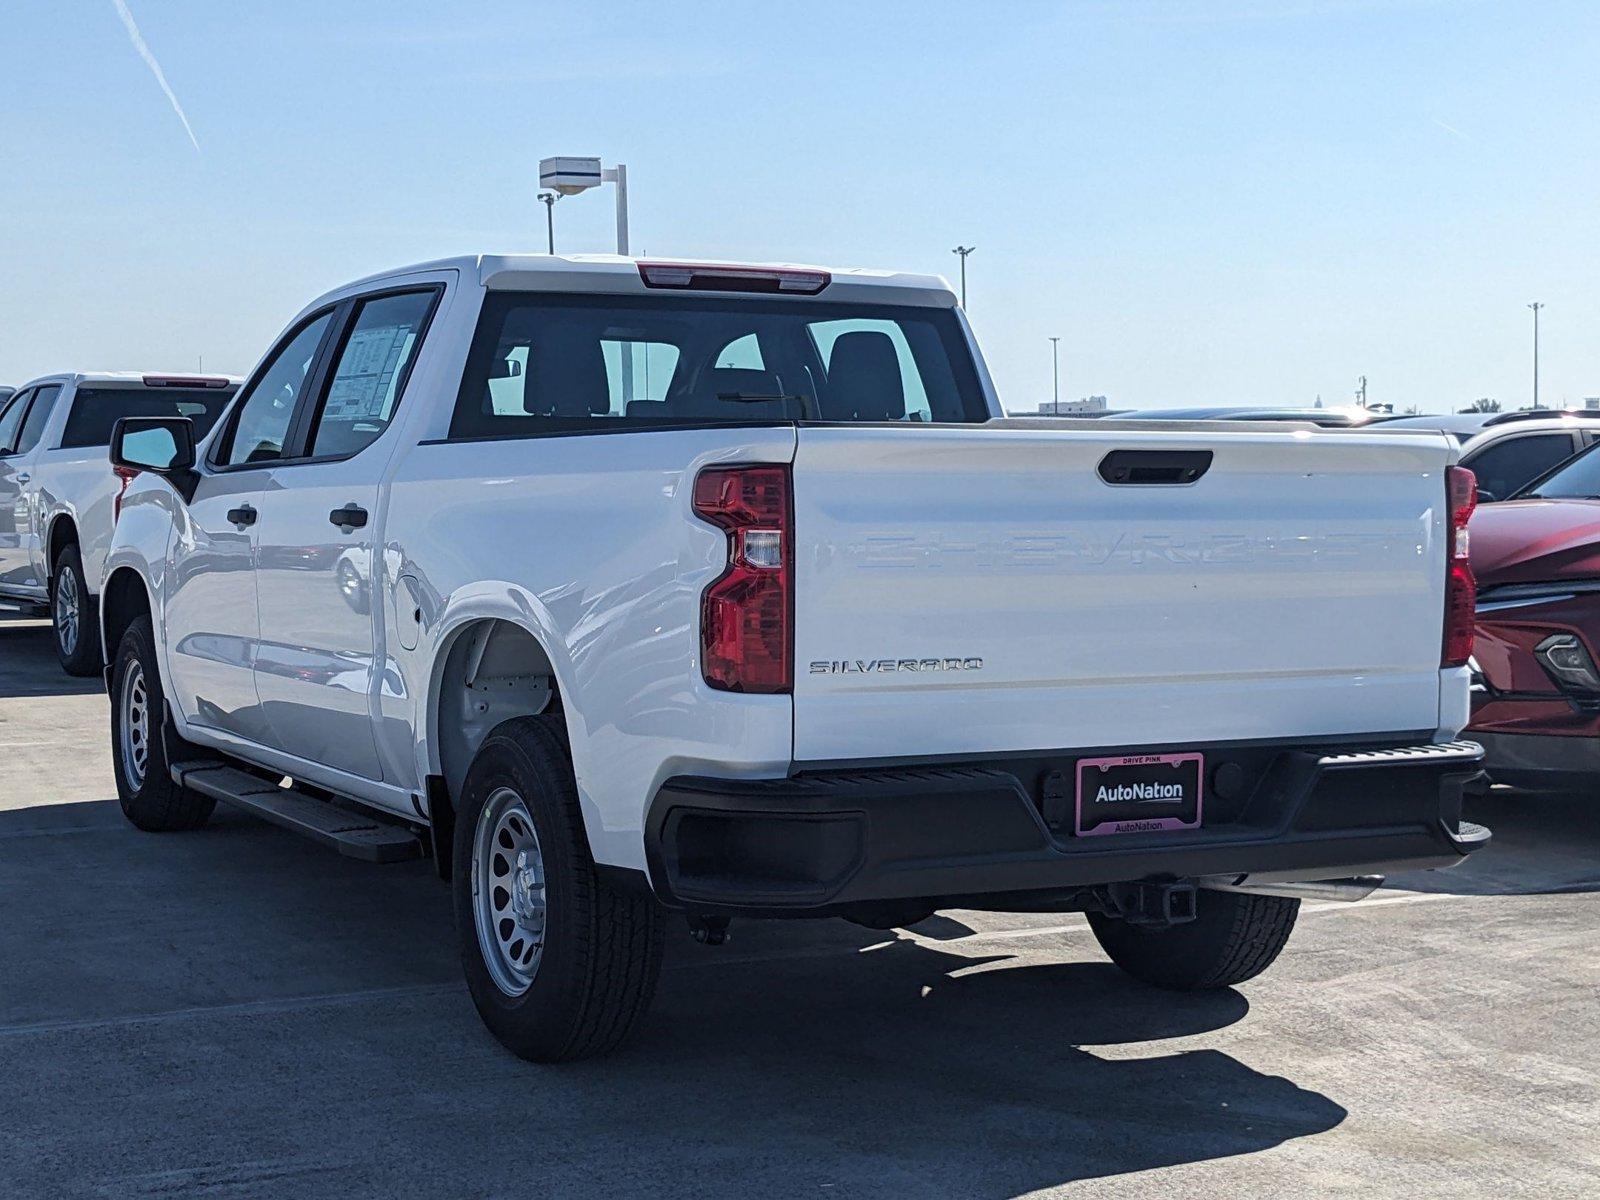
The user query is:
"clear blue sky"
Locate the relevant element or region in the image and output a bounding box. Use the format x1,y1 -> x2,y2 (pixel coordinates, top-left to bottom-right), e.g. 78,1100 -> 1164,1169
2,0 -> 1597,412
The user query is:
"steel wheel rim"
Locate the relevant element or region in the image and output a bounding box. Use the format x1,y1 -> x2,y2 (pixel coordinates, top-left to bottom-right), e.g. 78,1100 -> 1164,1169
119,660 -> 150,791
472,786 -> 547,996
55,566 -> 79,656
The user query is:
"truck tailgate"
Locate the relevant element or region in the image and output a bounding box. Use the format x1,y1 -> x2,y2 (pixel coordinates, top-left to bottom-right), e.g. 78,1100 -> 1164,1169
791,423 -> 1451,762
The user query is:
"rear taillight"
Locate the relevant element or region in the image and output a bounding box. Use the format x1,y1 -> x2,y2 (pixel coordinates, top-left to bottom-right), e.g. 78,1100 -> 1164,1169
1442,464 -> 1477,668
693,464 -> 793,693
112,465 -> 140,525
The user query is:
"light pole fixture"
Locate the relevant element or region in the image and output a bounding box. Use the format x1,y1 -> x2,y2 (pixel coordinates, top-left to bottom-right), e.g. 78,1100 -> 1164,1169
951,246 -> 975,308
536,192 -> 559,255
539,157 -> 630,254
1528,302 -> 1545,409
1049,336 -> 1061,410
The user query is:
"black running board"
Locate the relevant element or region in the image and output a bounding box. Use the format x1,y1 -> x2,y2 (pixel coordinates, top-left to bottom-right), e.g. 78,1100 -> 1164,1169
172,761 -> 425,863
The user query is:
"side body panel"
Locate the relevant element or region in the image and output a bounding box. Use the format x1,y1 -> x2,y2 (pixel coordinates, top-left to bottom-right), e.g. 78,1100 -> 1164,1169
0,381 -> 60,597
35,447 -> 122,594
0,450 -> 41,594
380,425 -> 797,870
162,473 -> 271,744
251,461 -> 388,780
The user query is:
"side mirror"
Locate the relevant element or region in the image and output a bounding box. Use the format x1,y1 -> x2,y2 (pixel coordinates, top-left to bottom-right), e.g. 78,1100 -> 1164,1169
110,416 -> 198,501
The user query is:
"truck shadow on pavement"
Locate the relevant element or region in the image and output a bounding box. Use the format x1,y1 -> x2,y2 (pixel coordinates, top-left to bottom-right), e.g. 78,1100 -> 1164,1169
1387,788 -> 1600,897
0,617 -> 102,699
0,799 -> 1346,1198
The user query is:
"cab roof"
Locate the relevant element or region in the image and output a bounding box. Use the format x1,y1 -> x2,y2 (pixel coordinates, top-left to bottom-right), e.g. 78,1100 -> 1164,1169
11,371 -> 242,389
322,253 -> 957,310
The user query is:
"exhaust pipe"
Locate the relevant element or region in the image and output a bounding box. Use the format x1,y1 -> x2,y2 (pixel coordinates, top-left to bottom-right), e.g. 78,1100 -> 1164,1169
1199,874 -> 1384,903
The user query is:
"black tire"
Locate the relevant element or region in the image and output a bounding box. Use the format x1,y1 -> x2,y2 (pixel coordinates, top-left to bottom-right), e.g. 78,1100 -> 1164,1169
51,545 -> 103,677
1088,890 -> 1299,990
452,714 -> 664,1062
110,615 -> 214,832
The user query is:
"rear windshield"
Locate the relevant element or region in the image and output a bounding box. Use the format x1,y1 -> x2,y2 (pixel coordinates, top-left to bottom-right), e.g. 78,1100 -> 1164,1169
60,386 -> 237,449
450,292 -> 988,439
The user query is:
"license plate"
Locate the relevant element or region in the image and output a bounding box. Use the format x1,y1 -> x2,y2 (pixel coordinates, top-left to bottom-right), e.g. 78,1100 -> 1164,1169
1075,752 -> 1204,837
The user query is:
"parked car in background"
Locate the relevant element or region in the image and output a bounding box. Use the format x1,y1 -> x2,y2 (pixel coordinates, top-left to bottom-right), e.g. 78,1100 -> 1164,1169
1371,413 -> 1491,439
1369,411 -> 1600,501
1468,442 -> 1600,789
1118,406 -> 1377,428
0,373 -> 238,672
100,253 -> 1487,1062
1452,412 -> 1600,504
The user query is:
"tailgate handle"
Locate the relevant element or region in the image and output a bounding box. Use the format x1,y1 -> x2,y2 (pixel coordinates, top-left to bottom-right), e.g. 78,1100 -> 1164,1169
1098,449 -> 1213,486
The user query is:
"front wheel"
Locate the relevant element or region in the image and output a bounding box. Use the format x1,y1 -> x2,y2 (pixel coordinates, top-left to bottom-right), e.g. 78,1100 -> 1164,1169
452,715 -> 664,1062
1088,890 -> 1299,990
52,546 -> 102,676
110,615 -> 214,832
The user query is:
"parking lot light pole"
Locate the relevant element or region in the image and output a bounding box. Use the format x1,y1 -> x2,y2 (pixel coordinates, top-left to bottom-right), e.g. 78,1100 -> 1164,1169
540,156 -> 634,396
605,163 -> 629,255
1049,337 -> 1061,410
537,192 -> 558,254
1528,302 -> 1545,409
537,156 -> 630,255
951,245 -> 974,308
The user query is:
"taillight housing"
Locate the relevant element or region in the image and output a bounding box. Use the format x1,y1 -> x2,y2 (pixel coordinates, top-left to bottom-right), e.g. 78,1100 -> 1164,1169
1442,465 -> 1477,668
111,465 -> 140,525
693,465 -> 793,693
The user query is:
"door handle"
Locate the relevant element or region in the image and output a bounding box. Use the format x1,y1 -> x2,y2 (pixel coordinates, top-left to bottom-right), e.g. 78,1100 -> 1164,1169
226,504 -> 257,529
329,504 -> 368,532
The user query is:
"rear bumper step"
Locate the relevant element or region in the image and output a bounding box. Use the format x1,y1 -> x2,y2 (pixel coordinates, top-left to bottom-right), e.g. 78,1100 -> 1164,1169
645,740 -> 1489,915
172,761 -> 424,864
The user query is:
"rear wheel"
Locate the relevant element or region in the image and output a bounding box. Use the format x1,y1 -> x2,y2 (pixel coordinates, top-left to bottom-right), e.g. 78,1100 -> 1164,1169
52,545 -> 102,676
452,715 -> 664,1062
1088,890 -> 1299,990
110,615 -> 214,832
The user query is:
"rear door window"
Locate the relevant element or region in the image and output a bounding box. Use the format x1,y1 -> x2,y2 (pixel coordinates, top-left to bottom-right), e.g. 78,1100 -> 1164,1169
59,386 -> 235,449
307,290 -> 438,459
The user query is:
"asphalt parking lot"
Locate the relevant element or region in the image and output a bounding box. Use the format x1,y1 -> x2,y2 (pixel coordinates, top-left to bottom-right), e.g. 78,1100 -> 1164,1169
1,614 -> 1597,1199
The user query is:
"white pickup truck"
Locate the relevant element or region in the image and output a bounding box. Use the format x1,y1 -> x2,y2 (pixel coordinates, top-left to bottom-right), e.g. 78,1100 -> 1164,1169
101,254 -> 1489,1061
0,373 -> 237,673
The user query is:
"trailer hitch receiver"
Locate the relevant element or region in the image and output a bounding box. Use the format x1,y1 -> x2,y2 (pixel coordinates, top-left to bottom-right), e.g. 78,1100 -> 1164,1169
1101,880 -> 1198,927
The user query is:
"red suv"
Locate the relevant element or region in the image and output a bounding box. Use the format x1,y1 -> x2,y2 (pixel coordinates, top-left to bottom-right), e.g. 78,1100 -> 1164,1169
1468,444 -> 1600,788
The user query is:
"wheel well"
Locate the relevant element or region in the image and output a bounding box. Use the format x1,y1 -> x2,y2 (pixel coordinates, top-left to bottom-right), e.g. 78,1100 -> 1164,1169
435,619 -> 561,805
47,516 -> 79,572
101,569 -> 151,664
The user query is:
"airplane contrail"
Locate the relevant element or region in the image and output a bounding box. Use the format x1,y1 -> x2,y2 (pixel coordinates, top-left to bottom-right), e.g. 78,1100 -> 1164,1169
109,0 -> 200,153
